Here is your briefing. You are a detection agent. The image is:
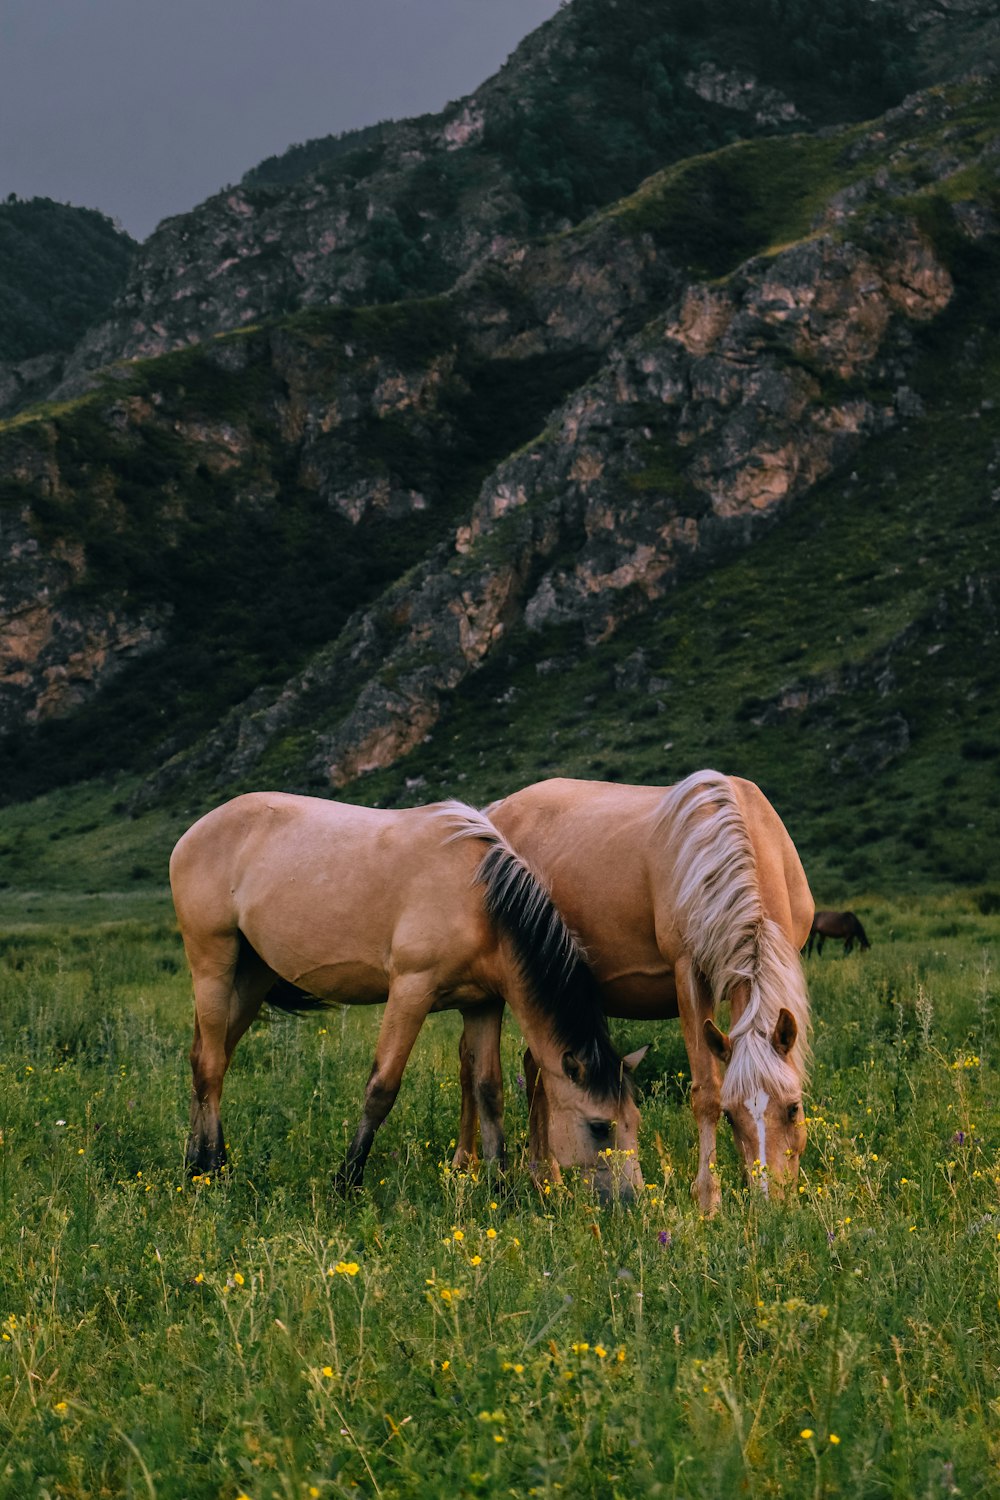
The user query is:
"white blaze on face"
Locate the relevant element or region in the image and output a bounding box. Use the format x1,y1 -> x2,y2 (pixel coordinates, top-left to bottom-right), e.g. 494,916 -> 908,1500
744,1089 -> 770,1195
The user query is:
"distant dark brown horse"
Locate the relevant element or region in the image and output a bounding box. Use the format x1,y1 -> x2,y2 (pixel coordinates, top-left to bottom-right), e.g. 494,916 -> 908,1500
806,910 -> 870,956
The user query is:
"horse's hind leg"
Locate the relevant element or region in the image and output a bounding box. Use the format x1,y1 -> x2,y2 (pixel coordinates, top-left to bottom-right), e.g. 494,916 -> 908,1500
185,935 -> 270,1175
453,1024 -> 479,1170
337,972 -> 431,1191
452,1005 -> 505,1172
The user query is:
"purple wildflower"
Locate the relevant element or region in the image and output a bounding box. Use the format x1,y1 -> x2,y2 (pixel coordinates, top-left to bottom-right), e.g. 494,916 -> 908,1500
658,1229 -> 671,1248
953,1130 -> 966,1146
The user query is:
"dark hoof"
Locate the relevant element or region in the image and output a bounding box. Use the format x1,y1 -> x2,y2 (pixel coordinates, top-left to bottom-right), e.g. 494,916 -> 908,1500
332,1162 -> 364,1197
186,1143 -> 227,1179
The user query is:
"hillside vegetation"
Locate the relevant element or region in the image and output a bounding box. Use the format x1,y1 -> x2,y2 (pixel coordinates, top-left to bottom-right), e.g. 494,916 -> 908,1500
41,0 -> 986,403
0,4 -> 997,908
0,197 -> 134,364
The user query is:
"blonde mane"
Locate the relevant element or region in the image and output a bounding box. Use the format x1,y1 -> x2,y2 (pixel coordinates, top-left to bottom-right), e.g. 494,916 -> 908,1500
657,771 -> 811,1107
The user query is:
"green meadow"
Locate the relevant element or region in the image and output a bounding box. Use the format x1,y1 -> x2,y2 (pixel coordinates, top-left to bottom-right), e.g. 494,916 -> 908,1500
0,895 -> 996,1499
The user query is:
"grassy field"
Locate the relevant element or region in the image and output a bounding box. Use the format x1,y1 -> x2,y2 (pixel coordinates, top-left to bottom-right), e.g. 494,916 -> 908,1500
0,894 -> 996,1499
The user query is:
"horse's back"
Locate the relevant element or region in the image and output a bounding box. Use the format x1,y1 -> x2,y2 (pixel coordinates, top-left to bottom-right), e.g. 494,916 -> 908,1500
489,779 -> 670,1007
493,773 -> 813,965
170,793 -> 493,995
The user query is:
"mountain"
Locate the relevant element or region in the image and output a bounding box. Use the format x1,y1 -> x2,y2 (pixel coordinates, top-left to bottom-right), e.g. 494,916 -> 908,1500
0,198 -> 135,415
37,0 -> 948,405
0,0 -> 998,897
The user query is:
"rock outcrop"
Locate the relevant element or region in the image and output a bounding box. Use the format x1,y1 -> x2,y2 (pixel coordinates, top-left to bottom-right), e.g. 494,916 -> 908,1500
133,74 -> 995,801
39,0 -> 989,411
0,66 -> 996,808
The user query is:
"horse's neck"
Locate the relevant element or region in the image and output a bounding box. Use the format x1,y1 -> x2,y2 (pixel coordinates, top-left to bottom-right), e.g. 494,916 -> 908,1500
495,961 -> 566,1077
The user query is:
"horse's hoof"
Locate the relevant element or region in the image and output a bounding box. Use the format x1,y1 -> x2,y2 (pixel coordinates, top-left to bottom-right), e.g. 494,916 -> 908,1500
187,1157 -> 225,1180
332,1165 -> 364,1197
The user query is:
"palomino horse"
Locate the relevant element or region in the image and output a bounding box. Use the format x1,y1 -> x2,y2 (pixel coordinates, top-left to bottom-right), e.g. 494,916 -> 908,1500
455,772 -> 813,1213
169,793 -> 642,1198
807,910 -> 870,956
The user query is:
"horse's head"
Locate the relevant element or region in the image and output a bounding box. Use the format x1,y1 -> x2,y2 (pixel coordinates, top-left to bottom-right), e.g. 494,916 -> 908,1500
704,1009 -> 807,1196
526,1046 -> 647,1203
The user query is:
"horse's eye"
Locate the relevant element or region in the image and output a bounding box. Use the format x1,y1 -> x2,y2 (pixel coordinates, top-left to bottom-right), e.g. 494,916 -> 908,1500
588,1119 -> 613,1143
787,1102 -> 801,1123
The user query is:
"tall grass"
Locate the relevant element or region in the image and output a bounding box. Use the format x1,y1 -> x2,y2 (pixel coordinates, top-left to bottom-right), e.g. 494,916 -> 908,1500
0,899 -> 996,1497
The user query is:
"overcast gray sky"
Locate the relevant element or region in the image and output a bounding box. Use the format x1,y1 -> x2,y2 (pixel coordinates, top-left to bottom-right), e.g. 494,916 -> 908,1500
2,0 -> 562,242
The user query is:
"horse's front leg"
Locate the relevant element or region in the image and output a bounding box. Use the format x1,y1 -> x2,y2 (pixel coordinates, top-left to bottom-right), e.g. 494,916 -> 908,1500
675,955 -> 723,1216
452,1004 -> 505,1172
524,1048 -> 562,1189
336,975 -> 430,1191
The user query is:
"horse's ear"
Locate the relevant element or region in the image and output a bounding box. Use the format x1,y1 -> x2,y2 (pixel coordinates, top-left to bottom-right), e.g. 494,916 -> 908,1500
703,1017 -> 732,1064
562,1051 -> 586,1086
622,1044 -> 650,1074
772,1007 -> 797,1057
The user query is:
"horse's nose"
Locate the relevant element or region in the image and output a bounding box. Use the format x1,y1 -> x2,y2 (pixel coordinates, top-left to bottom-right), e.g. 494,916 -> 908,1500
594,1176 -> 637,1208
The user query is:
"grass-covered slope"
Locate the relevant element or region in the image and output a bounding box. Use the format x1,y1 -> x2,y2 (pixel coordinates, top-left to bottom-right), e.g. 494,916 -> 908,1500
1,284 -> 995,905
343,285 -> 1000,898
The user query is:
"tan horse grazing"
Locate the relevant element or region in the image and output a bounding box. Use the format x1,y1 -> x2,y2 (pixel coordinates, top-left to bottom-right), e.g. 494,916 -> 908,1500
456,772 -> 813,1214
807,910 -> 870,956
169,793 -> 642,1198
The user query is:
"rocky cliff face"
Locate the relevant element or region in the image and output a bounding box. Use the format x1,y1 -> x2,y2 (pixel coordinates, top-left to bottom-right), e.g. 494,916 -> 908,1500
121,71 -> 997,804
42,0 -> 992,411
0,56 -> 997,807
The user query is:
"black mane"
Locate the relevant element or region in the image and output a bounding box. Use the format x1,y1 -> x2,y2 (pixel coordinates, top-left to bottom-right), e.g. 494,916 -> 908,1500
474,840 -> 630,1101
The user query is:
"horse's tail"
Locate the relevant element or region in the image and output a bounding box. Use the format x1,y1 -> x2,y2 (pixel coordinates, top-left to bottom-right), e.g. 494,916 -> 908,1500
438,801 -> 624,1098
656,771 -> 810,1098
264,978 -> 331,1014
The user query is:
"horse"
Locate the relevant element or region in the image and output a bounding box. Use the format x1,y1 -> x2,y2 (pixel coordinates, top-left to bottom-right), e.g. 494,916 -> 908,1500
169,792 -> 643,1200
453,771 -> 813,1214
806,910 -> 870,956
